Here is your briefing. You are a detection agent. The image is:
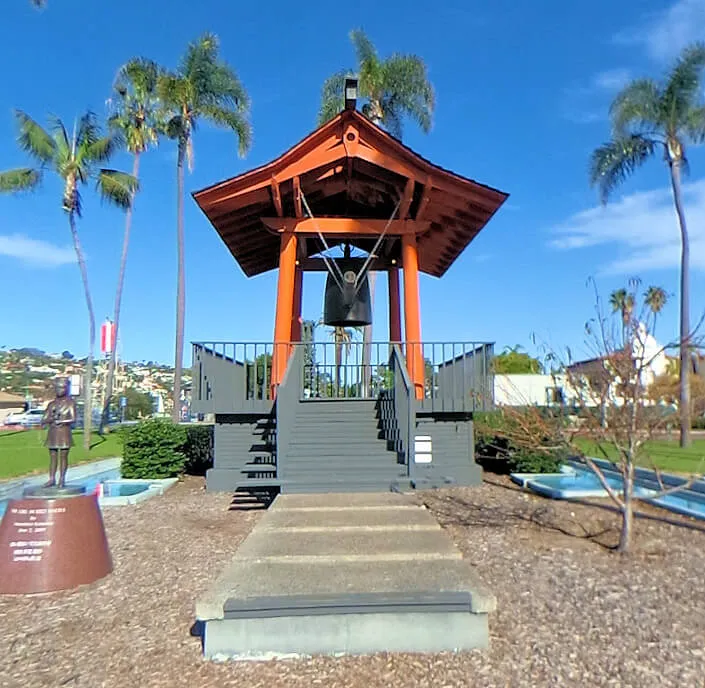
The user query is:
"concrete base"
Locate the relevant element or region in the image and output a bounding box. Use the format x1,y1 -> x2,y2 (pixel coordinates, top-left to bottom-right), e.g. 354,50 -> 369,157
197,491 -> 495,660
205,610 -> 488,660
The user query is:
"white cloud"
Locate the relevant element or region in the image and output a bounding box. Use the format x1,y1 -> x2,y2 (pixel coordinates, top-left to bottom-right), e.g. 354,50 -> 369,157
614,0 -> 705,62
592,68 -> 631,91
548,179 -> 705,274
0,234 -> 75,268
561,69 -> 630,124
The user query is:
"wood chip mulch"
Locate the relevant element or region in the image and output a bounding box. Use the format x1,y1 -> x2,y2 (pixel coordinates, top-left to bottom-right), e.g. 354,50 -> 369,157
1,475 -> 704,688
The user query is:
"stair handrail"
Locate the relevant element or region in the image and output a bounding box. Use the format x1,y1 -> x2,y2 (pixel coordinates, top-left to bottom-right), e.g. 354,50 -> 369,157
390,344 -> 415,477
275,345 -> 305,481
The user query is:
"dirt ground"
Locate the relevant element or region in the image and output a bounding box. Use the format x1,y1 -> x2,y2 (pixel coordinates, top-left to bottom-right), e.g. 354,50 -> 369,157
1,475 -> 704,688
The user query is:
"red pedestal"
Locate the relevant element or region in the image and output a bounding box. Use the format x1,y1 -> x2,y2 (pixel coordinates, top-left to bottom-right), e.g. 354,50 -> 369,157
0,494 -> 112,595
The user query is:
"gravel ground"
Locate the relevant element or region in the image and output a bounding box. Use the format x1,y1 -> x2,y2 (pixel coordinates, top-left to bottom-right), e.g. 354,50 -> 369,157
1,475 -> 704,688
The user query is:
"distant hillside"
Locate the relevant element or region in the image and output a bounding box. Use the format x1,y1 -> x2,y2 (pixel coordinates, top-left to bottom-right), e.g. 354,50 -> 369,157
0,348 -> 190,408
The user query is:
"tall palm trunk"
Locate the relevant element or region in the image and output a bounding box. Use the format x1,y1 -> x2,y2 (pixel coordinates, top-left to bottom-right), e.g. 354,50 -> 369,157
361,108 -> 384,399
670,159 -> 691,447
68,211 -> 95,450
361,271 -> 376,396
172,140 -> 186,422
101,152 -> 141,433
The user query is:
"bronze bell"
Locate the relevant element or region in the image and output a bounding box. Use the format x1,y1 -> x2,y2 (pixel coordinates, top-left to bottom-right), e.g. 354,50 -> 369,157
323,257 -> 372,327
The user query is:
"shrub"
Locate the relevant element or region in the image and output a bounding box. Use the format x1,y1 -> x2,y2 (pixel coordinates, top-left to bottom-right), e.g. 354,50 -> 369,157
121,418 -> 187,479
692,416 -> 705,430
474,408 -> 568,474
183,424 -> 214,475
510,448 -> 565,474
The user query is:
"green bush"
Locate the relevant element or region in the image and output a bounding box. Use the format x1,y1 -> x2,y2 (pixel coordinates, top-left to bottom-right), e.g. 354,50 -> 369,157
121,419 -> 187,479
510,448 -> 565,474
692,416 -> 705,430
474,409 -> 568,475
183,425 -> 214,475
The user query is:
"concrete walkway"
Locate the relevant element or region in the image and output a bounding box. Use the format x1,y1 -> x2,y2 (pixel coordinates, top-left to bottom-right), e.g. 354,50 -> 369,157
196,492 -> 496,660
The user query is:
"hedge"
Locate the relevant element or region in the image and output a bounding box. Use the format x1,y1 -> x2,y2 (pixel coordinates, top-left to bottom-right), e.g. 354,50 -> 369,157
121,420 -> 214,479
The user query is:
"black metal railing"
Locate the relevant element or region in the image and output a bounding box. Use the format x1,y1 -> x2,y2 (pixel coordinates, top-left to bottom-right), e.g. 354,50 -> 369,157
191,340 -> 495,413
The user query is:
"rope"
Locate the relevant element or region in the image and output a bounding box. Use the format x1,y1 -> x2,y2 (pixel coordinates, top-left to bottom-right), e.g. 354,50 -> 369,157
300,191 -> 346,292
353,196 -> 402,295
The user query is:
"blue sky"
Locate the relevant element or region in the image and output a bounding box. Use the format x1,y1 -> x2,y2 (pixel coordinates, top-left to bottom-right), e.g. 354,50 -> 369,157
2,0 -> 705,365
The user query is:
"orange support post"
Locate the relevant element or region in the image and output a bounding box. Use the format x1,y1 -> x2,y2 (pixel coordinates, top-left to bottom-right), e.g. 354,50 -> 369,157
291,266 -> 303,343
402,235 -> 424,399
271,231 -> 298,392
388,268 -> 402,343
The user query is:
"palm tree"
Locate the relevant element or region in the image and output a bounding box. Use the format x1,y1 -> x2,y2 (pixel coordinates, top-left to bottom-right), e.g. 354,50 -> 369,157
0,111 -> 138,448
329,326 -> 357,395
158,32 -> 252,422
590,42 -> 705,448
609,288 -> 635,324
100,58 -> 163,433
318,29 -> 434,136
644,286 -> 668,329
318,29 -> 435,396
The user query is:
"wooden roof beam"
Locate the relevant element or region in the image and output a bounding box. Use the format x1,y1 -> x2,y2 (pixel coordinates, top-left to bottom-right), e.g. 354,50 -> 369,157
415,183 -> 432,221
270,176 -> 283,216
261,217 -> 431,236
398,178 -> 415,219
292,176 -> 303,218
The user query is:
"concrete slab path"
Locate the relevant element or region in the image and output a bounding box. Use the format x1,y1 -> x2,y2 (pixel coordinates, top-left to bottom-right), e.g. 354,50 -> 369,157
196,491 -> 495,660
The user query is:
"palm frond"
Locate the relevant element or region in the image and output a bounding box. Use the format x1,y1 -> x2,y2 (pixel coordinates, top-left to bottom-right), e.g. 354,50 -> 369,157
157,72 -> 193,116
318,69 -> 351,125
589,135 -> 658,203
382,54 -> 435,134
663,42 -> 705,128
114,57 -> 161,99
349,29 -> 377,68
683,104 -> 705,143
379,101 -> 403,138
0,168 -> 42,193
84,134 -> 120,164
96,169 -> 139,210
609,78 -> 662,135
200,104 -> 252,157
14,110 -> 56,164
47,114 -> 71,154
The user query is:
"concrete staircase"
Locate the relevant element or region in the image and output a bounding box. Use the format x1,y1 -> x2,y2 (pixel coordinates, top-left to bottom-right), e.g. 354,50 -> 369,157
279,399 -> 408,493
196,491 -> 496,660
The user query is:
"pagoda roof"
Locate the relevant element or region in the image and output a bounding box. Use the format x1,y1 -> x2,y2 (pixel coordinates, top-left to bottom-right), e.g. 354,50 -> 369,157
193,109 -> 508,278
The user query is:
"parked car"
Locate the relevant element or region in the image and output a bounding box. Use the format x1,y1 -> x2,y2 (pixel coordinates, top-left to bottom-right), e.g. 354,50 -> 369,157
4,408 -> 45,427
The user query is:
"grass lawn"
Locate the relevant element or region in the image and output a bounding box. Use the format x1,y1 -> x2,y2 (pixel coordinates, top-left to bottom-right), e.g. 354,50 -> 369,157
575,438 -> 705,475
0,429 -> 122,480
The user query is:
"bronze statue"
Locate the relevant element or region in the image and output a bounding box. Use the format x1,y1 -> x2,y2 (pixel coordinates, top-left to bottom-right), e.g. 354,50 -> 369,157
41,377 -> 76,488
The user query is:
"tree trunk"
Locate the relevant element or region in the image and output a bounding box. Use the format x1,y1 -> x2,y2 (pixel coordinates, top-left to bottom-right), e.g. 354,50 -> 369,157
361,271 -> 376,397
669,160 -> 691,448
617,463 -> 634,554
68,211 -> 95,450
360,107 -> 385,399
172,140 -> 186,423
101,152 -> 140,434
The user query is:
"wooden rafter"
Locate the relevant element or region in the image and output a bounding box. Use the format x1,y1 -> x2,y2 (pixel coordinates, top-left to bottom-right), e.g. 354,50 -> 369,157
292,176 -> 303,218
261,217 -> 431,236
398,178 -> 415,219
271,176 -> 283,216
415,184 -> 432,221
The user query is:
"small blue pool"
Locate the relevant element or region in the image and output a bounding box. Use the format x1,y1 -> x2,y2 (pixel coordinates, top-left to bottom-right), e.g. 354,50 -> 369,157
512,462 -> 705,521
0,459 -> 176,517
103,481 -> 153,497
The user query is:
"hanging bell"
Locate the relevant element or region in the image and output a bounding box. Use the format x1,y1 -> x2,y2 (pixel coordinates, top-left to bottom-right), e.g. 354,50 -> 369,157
323,257 -> 372,327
